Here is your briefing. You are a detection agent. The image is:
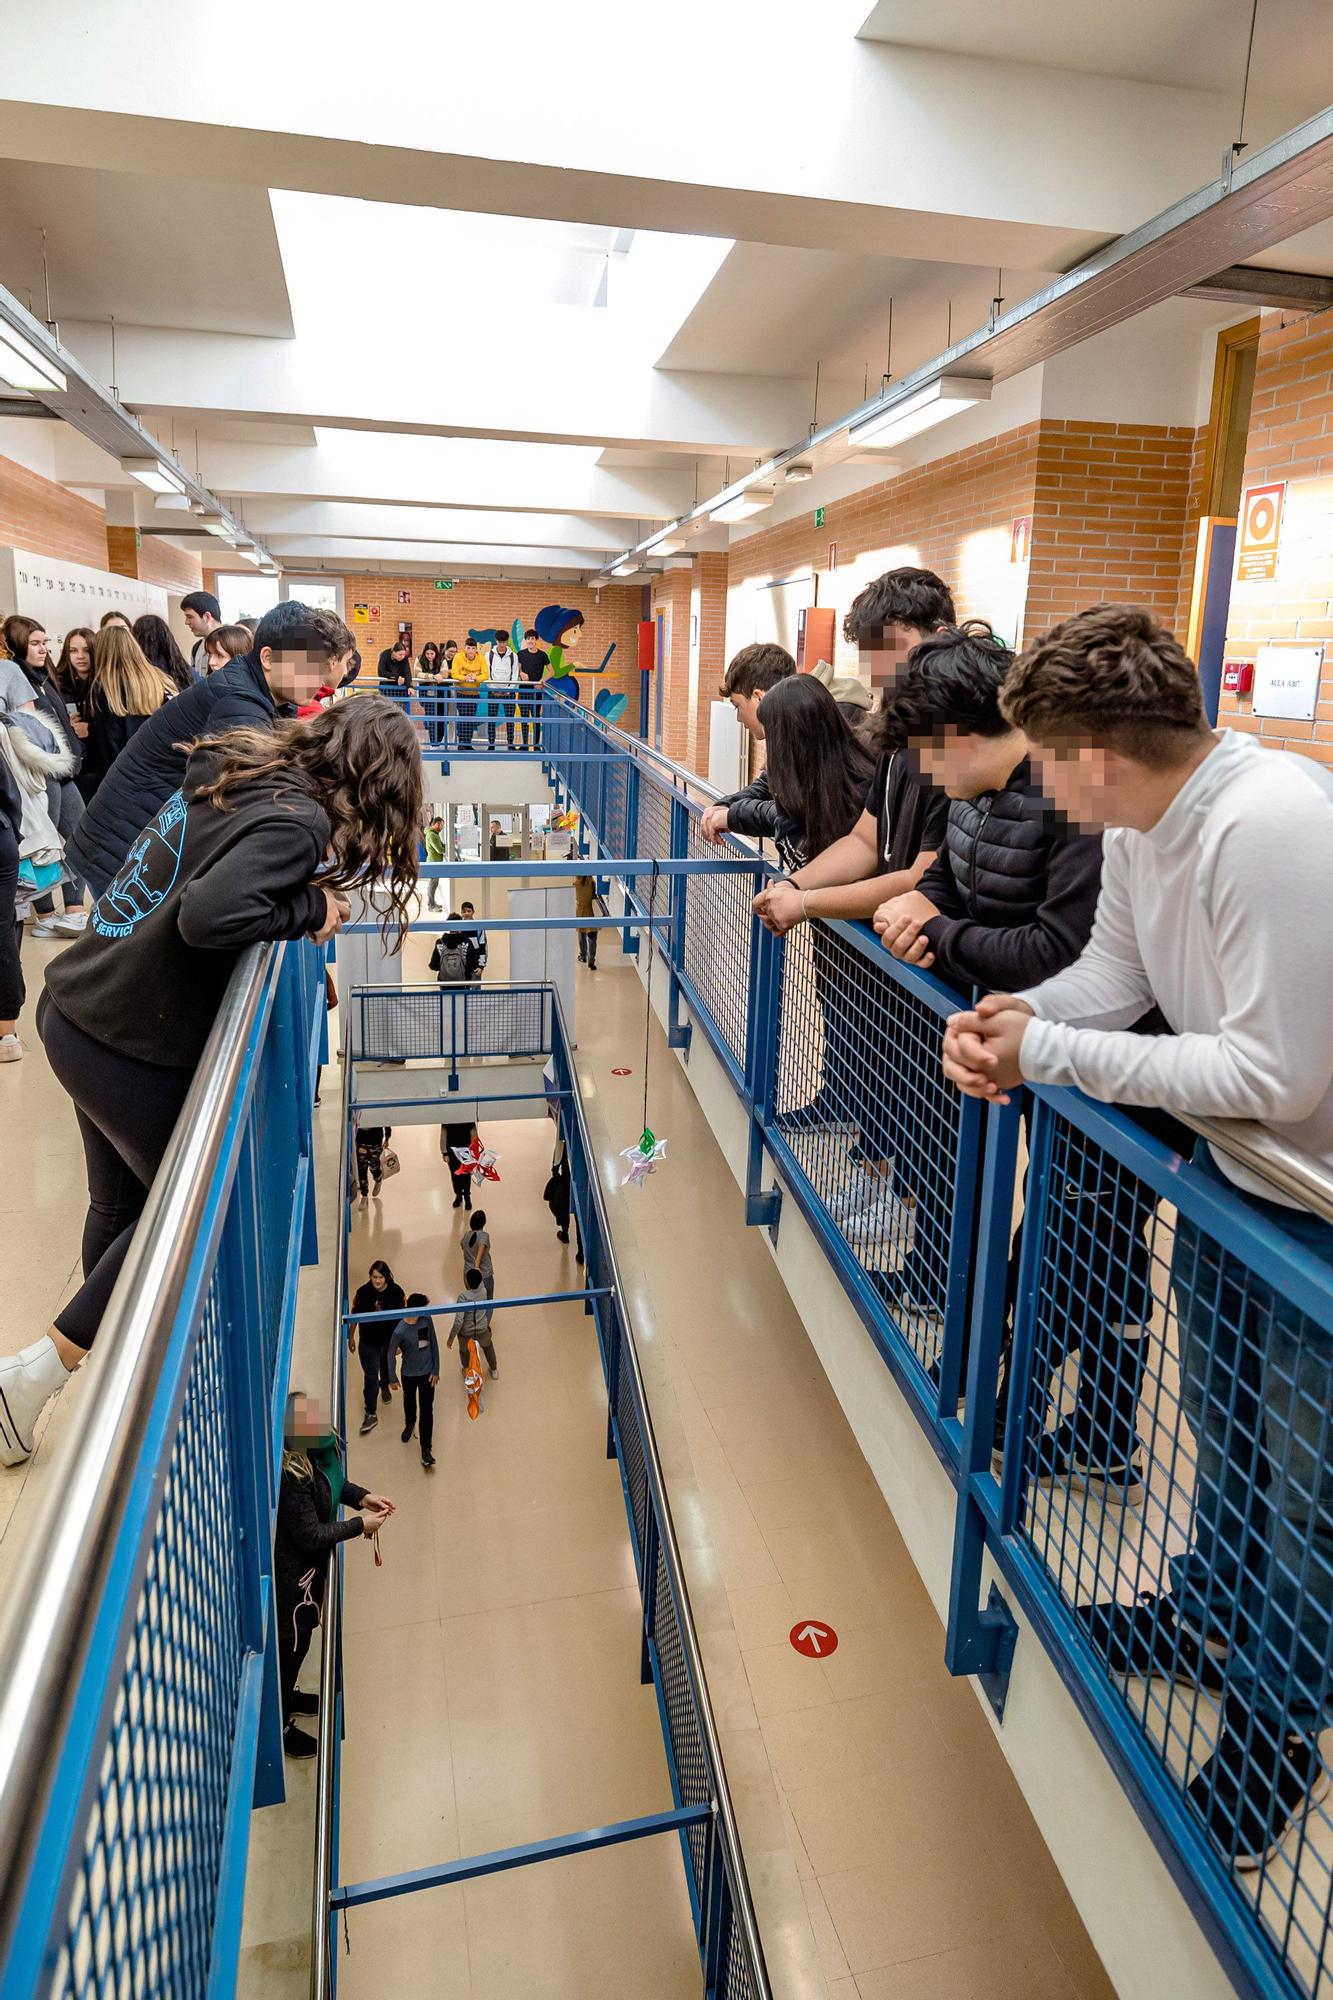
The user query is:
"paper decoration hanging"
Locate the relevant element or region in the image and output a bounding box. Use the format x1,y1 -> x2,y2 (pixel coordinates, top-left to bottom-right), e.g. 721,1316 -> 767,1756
620,1127 -> 668,1188
452,1135 -> 501,1184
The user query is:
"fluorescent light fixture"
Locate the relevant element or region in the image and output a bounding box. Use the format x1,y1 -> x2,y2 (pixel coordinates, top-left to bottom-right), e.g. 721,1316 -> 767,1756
848,375 -> 991,450
711,485 -> 774,525
612,560 -> 637,577
121,456 -> 184,496
0,319 -> 67,394
784,462 -> 814,483
198,514 -> 232,538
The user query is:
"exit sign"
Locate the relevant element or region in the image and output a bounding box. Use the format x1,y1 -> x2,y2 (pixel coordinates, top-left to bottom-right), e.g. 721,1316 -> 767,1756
814,506 -> 826,529
434,578 -> 456,591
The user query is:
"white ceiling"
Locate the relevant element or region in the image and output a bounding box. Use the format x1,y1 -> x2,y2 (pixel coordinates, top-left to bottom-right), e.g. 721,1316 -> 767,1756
0,162 -> 293,337
857,0 -> 1333,98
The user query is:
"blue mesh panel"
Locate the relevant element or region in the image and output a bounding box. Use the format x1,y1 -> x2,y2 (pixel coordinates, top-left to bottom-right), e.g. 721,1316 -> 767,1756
54,1286 -> 242,2000
353,988 -> 551,1064
652,1541 -> 711,1900
774,923 -> 964,1369
682,819 -> 752,1074
1005,1106 -> 1333,1998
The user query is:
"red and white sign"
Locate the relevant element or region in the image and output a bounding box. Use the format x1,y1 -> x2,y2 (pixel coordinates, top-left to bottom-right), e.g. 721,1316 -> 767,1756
827,542 -> 838,572
1237,482 -> 1285,582
1010,515 -> 1033,565
789,1620 -> 838,1659
370,604 -> 381,621
397,588 -> 412,605
611,1066 -> 632,1076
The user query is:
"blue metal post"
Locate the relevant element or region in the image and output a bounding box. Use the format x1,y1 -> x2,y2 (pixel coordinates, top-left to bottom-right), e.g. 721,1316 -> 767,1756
666,796 -> 692,1052
622,764 -> 641,957
743,890 -> 783,1233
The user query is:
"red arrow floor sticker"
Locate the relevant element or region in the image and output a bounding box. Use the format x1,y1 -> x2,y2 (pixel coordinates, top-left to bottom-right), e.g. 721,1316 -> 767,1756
611,1067 -> 632,1076
789,1620 -> 838,1659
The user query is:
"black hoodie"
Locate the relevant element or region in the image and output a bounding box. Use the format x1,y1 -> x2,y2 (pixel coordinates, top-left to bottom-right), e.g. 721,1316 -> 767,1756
46,749 -> 329,1066
68,649 -> 280,896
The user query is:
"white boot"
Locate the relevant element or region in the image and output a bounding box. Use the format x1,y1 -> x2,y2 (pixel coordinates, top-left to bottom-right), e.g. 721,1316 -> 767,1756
0,1336 -> 71,1465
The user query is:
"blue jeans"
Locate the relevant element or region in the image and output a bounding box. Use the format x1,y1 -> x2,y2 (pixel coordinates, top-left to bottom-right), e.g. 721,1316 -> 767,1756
1170,1147 -> 1333,1732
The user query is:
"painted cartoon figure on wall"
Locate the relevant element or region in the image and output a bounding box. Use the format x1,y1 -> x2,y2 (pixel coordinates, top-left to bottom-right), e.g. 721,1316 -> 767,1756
464,608 -> 627,728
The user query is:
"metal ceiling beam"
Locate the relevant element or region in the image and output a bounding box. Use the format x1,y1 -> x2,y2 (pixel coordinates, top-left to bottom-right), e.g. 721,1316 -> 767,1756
597,100 -> 1333,580
0,286 -> 278,568
1180,264 -> 1333,311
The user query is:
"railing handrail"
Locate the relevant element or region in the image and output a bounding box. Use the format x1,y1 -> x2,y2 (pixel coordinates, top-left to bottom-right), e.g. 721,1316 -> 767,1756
547,982 -> 773,1998
1178,1113 -> 1333,1226
0,941 -> 281,1968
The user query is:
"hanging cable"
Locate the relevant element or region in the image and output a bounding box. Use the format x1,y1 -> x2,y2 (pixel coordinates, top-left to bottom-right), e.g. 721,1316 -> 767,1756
882,298 -> 894,388
1235,0 -> 1261,156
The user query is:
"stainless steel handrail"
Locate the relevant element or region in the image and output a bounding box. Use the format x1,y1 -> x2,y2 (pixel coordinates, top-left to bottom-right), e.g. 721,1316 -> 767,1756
0,942 -> 280,1972
549,983 -> 773,1997
1181,1114 -> 1333,1228
309,997 -> 352,2000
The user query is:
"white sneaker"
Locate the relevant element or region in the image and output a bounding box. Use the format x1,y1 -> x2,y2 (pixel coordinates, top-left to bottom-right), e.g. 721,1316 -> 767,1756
826,1170 -> 876,1222
842,1194 -> 917,1270
0,1034 -> 21,1064
0,1336 -> 71,1464
29,920 -> 59,939
54,910 -> 88,934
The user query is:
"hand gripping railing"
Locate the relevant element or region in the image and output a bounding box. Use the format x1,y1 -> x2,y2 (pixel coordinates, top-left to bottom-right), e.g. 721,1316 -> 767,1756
0,939 -> 323,2000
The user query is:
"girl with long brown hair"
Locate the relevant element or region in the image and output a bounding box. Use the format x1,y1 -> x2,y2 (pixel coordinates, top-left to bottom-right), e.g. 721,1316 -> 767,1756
79,625 -> 178,803
0,698 -> 423,1466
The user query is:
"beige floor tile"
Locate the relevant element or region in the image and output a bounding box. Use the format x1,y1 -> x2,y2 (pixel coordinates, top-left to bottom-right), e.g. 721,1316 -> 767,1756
725,1580 -> 798,1650
743,1641 -> 836,1720
338,1885 -> 473,2000
821,1838 -> 1020,1974
853,1929 -> 1081,1999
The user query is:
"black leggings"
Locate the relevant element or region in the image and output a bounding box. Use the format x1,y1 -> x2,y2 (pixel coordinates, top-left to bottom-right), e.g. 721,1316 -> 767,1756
39,994 -> 193,1350
0,822 -> 22,1020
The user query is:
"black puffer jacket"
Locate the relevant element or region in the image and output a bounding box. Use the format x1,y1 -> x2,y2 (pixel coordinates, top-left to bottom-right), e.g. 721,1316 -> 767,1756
916,758 -> 1102,991
717,773 -> 806,869
68,649 -> 278,896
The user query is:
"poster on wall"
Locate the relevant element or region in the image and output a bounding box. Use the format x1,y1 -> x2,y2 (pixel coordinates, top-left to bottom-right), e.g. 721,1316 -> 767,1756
1237,482 -> 1285,582
397,589 -> 412,604
352,602 -> 370,623
0,546 -> 167,641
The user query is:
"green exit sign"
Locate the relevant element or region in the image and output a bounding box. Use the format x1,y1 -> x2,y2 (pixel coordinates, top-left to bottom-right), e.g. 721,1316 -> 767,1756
814,506 -> 826,529
434,577 -> 456,591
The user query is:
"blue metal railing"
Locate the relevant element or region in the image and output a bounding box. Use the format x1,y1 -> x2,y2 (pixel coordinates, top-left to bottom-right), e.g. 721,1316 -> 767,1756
314,984 -> 770,2000
538,702 -> 1333,2000
0,939 -> 326,2000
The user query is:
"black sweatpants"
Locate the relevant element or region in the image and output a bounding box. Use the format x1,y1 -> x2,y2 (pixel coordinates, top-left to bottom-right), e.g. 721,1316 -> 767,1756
277,1579 -> 322,1725
402,1376 -> 435,1453
0,822 -> 23,1021
358,1333 -> 395,1414
39,993 -> 193,1350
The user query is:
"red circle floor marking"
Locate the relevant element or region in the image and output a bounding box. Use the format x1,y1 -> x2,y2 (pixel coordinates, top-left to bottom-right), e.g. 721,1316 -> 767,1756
789,1620 -> 838,1659
611,1066 -> 632,1075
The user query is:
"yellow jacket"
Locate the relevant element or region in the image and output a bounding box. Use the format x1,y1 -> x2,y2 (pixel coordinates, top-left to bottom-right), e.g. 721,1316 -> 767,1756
452,652 -> 486,687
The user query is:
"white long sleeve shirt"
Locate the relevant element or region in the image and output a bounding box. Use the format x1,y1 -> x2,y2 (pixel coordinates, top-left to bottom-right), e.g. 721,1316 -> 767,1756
487,647 -> 519,685
1017,729 -> 1333,1205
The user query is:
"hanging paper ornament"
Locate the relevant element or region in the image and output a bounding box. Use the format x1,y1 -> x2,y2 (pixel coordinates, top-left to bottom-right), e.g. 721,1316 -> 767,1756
452,1134 -> 501,1184
620,1131 -> 667,1188
464,1337 -> 486,1420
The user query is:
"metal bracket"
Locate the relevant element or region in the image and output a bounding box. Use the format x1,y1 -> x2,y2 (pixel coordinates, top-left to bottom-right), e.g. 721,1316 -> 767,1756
974,1584 -> 1019,1721
745,1186 -> 782,1235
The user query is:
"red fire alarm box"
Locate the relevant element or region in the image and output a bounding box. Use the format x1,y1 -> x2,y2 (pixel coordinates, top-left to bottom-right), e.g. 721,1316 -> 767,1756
637,620 -> 655,671
1222,660 -> 1254,697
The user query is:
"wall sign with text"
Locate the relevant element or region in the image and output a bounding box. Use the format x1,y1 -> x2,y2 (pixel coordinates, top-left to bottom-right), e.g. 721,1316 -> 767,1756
1252,642 -> 1324,722
1237,482 -> 1286,582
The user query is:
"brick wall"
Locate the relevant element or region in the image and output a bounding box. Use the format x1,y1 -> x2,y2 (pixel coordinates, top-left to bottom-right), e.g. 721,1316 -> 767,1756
689,551 -> 728,773
1221,306 -> 1333,761
337,572 -> 641,710
137,535 -> 203,592
0,451 -> 107,568
726,425 -> 1042,674
1026,421 -> 1196,638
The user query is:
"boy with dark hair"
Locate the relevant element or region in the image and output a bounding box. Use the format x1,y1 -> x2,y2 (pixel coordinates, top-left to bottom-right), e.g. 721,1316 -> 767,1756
448,1269 -> 498,1379
69,600 -> 342,895
942,603 -> 1333,1873
390,1294 -> 440,1469
180,590 -> 223,678
517,628 -> 548,748
459,899 -> 487,977
751,567 -> 955,937
430,914 -> 481,984
424,815 -> 445,912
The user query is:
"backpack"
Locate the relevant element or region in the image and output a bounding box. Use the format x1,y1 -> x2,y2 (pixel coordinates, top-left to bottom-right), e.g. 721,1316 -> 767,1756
433,937 -> 470,982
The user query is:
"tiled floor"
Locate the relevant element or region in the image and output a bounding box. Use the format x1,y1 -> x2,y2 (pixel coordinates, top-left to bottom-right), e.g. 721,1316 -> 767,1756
4,899 -> 1116,2000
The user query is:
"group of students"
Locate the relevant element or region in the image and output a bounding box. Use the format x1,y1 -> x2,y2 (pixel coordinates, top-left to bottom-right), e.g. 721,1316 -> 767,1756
704,567 -> 1333,1875
348,1210 -> 500,1442
378,630 -> 551,749
0,599 -> 426,1479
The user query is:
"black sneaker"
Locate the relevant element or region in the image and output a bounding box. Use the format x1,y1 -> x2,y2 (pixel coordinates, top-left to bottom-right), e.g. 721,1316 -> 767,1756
421,1451 -> 435,1469
401,1424 -> 414,1443
283,1723 -> 318,1759
452,1196 -> 463,1209
1188,1693 -> 1330,1871
359,1412 -> 377,1436
557,1229 -> 570,1243
1078,1592 -> 1227,1692
289,1690 -> 319,1717
1031,1419 -> 1147,1507
380,1386 -> 392,1405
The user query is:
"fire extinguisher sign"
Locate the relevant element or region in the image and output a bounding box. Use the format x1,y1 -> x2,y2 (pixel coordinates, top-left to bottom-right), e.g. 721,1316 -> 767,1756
1237,483 -> 1285,582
